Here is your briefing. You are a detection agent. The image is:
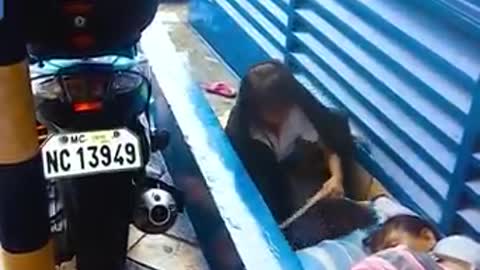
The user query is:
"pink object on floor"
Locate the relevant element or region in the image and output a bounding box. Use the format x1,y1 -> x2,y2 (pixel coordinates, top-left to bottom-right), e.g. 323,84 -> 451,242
201,81 -> 237,98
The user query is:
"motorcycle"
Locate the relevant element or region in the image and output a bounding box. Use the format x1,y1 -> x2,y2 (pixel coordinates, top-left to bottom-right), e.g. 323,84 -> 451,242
31,51 -> 184,270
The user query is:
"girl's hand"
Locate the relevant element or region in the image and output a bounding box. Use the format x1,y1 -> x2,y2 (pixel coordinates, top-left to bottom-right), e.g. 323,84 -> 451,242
280,177 -> 344,229
321,176 -> 344,198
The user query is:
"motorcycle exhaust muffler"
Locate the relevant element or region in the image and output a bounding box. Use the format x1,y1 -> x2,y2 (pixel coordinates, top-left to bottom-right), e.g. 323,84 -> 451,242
133,187 -> 179,234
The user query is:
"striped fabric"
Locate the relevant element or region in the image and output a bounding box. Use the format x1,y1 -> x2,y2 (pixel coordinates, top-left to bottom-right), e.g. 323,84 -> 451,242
351,246 -> 441,270
296,229 -> 369,270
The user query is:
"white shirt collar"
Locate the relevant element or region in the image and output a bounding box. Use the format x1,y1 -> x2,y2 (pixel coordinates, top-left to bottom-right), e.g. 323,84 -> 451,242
250,106 -> 319,160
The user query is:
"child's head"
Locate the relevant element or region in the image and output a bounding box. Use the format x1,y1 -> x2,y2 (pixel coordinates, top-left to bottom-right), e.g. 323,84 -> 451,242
240,60 -> 297,129
368,215 -> 440,253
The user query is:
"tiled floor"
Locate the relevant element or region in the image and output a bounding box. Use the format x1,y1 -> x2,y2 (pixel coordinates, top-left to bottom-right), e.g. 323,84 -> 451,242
128,227 -> 206,270
125,151 -> 209,270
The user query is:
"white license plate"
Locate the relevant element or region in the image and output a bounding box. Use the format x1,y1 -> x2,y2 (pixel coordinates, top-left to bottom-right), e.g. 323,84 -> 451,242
42,128 -> 143,179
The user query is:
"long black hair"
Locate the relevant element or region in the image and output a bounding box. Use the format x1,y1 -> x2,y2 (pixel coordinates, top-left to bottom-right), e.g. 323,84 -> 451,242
282,198 -> 377,250
226,60 -> 355,195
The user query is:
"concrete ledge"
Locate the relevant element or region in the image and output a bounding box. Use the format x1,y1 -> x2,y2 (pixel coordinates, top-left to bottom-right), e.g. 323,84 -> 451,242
141,13 -> 302,270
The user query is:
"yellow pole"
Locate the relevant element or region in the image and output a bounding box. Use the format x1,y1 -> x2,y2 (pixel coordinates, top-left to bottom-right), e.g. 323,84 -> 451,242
1,242 -> 55,270
0,1 -> 55,268
0,61 -> 39,163
0,62 -> 55,270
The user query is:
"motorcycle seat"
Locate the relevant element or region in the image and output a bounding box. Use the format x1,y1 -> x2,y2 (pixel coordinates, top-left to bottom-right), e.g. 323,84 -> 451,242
25,0 -> 159,61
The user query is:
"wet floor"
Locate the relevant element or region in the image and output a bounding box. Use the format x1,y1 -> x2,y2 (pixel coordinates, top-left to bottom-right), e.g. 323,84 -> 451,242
157,3 -> 239,126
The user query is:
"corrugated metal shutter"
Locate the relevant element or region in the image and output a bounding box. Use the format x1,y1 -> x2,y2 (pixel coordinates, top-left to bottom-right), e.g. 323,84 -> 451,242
190,0 -> 290,75
221,0 -> 288,57
190,0 -> 480,239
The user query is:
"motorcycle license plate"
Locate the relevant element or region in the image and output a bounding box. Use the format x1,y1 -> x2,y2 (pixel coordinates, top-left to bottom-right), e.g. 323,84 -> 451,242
42,129 -> 143,179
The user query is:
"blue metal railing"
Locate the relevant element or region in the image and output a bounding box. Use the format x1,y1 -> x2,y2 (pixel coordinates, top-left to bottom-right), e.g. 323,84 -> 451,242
190,0 -> 480,241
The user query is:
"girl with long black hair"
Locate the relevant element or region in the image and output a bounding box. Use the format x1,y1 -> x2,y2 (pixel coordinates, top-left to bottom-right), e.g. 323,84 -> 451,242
225,60 -> 355,223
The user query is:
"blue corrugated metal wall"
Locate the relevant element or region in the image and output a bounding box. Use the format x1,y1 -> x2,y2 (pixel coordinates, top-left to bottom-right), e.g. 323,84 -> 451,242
190,0 -> 480,240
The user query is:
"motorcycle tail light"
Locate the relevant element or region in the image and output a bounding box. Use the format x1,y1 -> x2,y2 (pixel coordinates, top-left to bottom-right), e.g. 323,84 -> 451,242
73,101 -> 103,112
37,123 -> 48,144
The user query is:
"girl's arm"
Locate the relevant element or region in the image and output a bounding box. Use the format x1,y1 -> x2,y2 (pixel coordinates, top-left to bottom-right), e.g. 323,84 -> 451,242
321,148 -> 344,198
326,148 -> 343,182
280,146 -> 345,227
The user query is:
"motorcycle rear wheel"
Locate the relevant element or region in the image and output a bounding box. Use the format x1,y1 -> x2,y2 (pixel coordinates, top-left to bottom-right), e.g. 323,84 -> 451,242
59,172 -> 134,270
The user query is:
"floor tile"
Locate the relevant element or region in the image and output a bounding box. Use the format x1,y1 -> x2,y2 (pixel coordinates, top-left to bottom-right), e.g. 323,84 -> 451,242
128,234 -> 209,270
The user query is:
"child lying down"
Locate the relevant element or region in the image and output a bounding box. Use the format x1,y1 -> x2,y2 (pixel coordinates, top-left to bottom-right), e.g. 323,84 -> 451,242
282,196 -> 418,269
286,196 -> 480,270
362,214 -> 480,270
353,235 -> 480,270
281,194 -> 415,250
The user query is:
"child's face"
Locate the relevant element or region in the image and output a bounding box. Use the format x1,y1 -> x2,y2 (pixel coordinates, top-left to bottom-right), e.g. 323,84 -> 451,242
380,227 -> 437,252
